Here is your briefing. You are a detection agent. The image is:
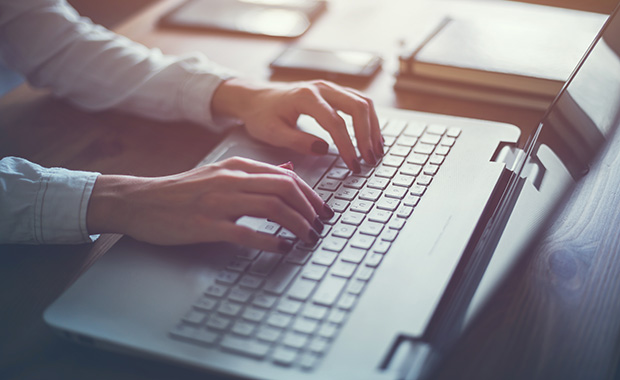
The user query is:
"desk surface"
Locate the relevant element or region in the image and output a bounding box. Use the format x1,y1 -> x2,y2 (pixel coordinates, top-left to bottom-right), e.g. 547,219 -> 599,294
1,1 -> 620,379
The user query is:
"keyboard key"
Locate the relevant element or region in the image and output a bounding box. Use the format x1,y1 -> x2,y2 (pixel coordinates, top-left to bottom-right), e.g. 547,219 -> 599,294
388,217 -> 406,230
194,296 -> 218,311
392,174 -> 415,188
346,279 -> 366,295
227,286 -> 253,303
231,321 -> 256,336
226,258 -> 251,272
320,225 -> 331,238
326,308 -> 347,324
285,247 -> 313,265
327,198 -> 349,213
435,145 -> 450,156
277,298 -> 303,314
288,278 -> 317,301
417,174 -> 433,186
293,317 -> 320,334
194,328 -> 220,345
277,228 -> 297,240
365,253 -> 383,268
250,251 -> 282,276
239,274 -> 264,289
410,184 -> 426,196
317,323 -> 339,339
358,188 -> 382,202
389,145 -> 411,157
424,164 -> 439,176
318,179 -> 340,191
337,293 -> 357,310
297,238 -> 321,251
263,263 -> 301,295
396,135 -> 418,147
321,237 -> 347,252
427,124 -> 447,135
383,135 -> 395,147
313,250 -> 338,266
252,293 -> 277,309
216,270 -> 240,285
300,353 -> 320,370
273,347 -> 299,366
359,220 -> 384,236
256,326 -> 283,342
407,153 -> 428,165
205,284 -> 228,298
340,247 -> 367,264
381,229 -> 399,242
242,307 -> 266,322
368,209 -> 392,224
396,205 -> 414,218
341,212 -> 365,226
382,119 -> 407,136
403,122 -> 425,137
420,133 -> 441,145
429,155 -> 445,165
282,332 -> 309,349
313,275 -> 347,306
217,301 -> 243,317
183,309 -> 208,325
334,187 -> 357,201
383,155 -> 405,167
373,240 -> 392,254
326,167 -> 350,180
257,220 -> 280,235
403,194 -> 420,207
301,264 -> 328,281
331,222 -> 357,239
302,304 -> 329,320
384,184 -> 408,199
355,266 -> 375,281
367,177 -> 389,190
413,143 -> 435,155
267,312 -> 293,328
330,260 -> 357,278
400,163 -> 423,176
221,335 -> 270,359
309,336 -> 330,353
440,136 -> 456,147
376,196 -> 400,211
343,176 -> 366,189
350,232 -> 375,250
170,323 -> 198,341
374,165 -> 397,178
206,315 -> 231,331
324,212 -> 341,225
235,247 -> 261,261
446,127 -> 462,137
315,190 -> 333,202
350,199 -> 373,213
355,164 -> 375,177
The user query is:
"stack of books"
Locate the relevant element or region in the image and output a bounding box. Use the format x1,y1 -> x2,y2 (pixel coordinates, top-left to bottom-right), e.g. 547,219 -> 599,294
395,9 -> 606,110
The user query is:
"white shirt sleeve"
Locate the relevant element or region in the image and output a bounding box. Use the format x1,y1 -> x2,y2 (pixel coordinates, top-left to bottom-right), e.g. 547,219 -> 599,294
0,157 -> 99,244
0,0 -> 241,132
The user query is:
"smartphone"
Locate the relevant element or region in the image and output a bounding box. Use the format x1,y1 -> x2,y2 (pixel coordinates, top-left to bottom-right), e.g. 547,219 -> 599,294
270,46 -> 383,80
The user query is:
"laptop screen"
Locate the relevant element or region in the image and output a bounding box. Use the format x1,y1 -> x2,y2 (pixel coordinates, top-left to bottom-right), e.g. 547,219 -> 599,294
531,4 -> 620,178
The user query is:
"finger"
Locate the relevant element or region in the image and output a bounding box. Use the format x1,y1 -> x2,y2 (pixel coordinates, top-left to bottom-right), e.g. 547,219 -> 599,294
316,82 -> 378,165
344,87 -> 385,157
293,88 -> 361,173
226,193 -> 320,244
260,119 -> 331,156
219,222 -> 295,253
219,157 -> 334,219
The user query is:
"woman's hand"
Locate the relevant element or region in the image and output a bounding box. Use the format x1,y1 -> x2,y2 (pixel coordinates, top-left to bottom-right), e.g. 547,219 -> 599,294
211,78 -> 384,173
86,157 -> 333,252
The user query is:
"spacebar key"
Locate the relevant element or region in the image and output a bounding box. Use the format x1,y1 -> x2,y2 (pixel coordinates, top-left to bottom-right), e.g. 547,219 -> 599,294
221,336 -> 270,359
312,275 -> 347,307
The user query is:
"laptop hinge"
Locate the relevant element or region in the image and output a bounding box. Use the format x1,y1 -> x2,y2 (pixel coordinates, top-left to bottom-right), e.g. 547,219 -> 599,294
492,143 -> 545,189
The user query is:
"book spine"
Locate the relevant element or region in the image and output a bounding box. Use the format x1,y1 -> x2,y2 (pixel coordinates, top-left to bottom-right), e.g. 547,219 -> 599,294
398,17 -> 452,76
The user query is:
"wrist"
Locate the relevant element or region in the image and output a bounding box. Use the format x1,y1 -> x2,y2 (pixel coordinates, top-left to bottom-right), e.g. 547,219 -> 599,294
86,174 -> 141,235
211,78 -> 264,121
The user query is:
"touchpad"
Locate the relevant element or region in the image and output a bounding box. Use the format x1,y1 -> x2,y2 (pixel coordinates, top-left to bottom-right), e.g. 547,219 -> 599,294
216,144 -> 337,188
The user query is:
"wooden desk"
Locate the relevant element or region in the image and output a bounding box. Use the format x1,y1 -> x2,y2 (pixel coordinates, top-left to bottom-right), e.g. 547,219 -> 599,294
1,1 -> 619,379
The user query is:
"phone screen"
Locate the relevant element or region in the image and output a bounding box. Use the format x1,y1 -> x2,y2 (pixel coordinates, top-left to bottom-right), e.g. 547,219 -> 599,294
271,47 -> 381,77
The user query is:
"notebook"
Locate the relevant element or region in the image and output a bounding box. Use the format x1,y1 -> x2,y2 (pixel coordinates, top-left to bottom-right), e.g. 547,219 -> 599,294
44,3 -> 620,379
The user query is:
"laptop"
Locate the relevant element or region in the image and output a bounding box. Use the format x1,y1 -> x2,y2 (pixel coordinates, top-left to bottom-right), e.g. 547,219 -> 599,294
44,4 -> 620,380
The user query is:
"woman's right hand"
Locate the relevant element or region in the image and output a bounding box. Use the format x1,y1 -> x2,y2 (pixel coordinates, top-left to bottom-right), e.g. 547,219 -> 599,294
86,157 -> 333,252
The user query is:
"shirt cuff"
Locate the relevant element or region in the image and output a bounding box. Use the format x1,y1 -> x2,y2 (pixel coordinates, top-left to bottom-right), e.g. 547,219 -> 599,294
178,54 -> 243,133
35,167 -> 100,244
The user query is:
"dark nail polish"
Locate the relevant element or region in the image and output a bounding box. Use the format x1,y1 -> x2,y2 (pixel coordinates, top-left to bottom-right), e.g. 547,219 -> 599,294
308,228 -> 320,245
311,140 -> 329,155
313,216 -> 325,232
278,239 -> 294,254
322,202 -> 335,219
351,159 -> 362,174
366,149 -> 377,166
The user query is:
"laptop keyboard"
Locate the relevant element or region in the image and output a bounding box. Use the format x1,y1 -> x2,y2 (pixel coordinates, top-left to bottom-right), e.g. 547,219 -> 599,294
170,118 -> 461,370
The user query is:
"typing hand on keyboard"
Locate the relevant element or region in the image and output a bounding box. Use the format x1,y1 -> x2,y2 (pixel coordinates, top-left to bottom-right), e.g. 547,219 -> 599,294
210,78 -> 384,172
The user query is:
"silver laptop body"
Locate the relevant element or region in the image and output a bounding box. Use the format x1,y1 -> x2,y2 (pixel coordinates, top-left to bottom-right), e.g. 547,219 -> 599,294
44,5 -> 620,379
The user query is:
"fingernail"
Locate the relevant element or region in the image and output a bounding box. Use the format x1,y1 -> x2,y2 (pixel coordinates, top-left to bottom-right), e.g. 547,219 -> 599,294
308,228 -> 320,245
313,216 -> 325,232
311,140 -> 329,155
375,140 -> 384,157
366,149 -> 377,166
278,239 -> 294,254
322,202 -> 335,219
351,159 -> 361,174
